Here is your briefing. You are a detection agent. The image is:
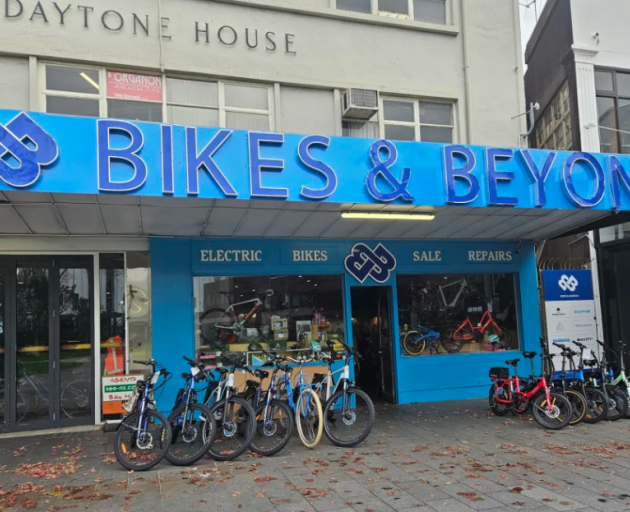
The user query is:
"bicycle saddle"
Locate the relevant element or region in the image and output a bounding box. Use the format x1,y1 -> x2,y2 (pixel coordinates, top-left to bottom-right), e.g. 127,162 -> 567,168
254,370 -> 269,379
523,351 -> 537,359
505,358 -> 520,366
583,359 -> 597,367
218,368 -> 230,375
246,379 -> 260,388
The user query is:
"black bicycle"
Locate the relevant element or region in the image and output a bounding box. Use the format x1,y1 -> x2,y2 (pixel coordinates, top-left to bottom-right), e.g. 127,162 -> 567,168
165,357 -> 216,466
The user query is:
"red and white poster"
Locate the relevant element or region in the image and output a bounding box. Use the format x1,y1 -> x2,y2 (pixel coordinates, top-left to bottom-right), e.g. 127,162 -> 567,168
106,71 -> 162,102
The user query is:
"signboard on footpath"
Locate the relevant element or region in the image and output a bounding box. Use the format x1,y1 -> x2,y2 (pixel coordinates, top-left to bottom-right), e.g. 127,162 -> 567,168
542,269 -> 598,361
102,375 -> 140,415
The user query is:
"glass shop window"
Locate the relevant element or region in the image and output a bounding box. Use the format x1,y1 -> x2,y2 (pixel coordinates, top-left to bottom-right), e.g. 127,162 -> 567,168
193,275 -> 345,366
397,273 -> 520,357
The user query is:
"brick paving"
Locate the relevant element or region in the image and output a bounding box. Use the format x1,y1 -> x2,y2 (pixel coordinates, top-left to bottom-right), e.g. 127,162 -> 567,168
2,399 -> 630,511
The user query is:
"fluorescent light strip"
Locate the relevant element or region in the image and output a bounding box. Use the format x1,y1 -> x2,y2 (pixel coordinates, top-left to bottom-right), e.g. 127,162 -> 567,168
341,212 -> 435,221
80,72 -> 100,90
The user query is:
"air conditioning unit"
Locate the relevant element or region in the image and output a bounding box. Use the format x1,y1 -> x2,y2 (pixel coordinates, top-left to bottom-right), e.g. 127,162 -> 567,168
342,89 -> 379,120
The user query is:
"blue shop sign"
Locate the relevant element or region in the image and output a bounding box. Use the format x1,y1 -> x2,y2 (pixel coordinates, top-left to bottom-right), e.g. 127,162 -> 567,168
3,110 -> 630,210
542,269 -> 594,301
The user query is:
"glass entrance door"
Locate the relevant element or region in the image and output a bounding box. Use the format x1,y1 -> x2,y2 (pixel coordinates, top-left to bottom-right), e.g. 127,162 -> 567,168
0,256 -> 94,432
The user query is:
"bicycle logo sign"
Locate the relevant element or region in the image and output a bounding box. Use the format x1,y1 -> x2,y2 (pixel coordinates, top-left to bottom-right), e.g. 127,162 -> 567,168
0,113 -> 58,188
344,243 -> 396,283
558,274 -> 578,292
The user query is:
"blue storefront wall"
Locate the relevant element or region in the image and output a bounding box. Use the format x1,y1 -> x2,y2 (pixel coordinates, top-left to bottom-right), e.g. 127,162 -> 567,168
150,237 -> 540,408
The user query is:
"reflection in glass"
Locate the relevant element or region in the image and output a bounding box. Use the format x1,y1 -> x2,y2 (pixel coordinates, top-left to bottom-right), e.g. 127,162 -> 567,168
15,266 -> 50,425
0,268 -> 4,425
413,0 -> 446,24
597,96 -> 618,153
385,124 -> 415,141
397,273 -> 519,357
421,126 -> 452,143
107,100 -> 163,122
46,65 -> 100,94
384,100 -> 414,122
337,0 -> 371,13
619,99 -> 630,154
127,252 -> 152,373
59,267 -> 92,420
46,96 -> 100,117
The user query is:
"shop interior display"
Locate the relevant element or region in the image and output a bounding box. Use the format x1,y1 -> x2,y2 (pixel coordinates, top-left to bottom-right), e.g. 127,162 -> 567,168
398,273 -> 520,356
194,275 -> 345,366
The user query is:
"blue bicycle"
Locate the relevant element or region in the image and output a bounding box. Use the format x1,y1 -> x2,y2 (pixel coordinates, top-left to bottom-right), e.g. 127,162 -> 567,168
403,325 -> 443,355
114,360 -> 172,471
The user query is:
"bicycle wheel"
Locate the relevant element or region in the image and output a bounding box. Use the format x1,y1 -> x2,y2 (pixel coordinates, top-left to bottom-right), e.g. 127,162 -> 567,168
206,396 -> 256,461
323,387 -> 375,447
60,380 -> 91,419
605,385 -> 629,421
250,399 -> 293,456
165,403 -> 216,466
488,384 -> 510,416
403,331 -> 425,356
114,410 -> 172,471
295,388 -> 323,449
582,387 -> 609,424
564,390 -> 586,425
199,308 -> 234,346
441,326 -> 465,353
531,392 -> 572,430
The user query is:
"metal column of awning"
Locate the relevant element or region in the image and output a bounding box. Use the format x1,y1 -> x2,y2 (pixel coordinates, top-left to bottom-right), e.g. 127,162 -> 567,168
0,190 -> 612,241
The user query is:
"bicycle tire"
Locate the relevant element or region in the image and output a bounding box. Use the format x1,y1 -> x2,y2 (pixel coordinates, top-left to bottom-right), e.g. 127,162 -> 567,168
488,384 -> 510,416
490,325 -> 511,350
295,388 -> 323,449
403,331 -> 425,356
440,327 -> 464,353
60,379 -> 91,419
165,403 -> 216,466
323,387 -> 375,447
564,390 -> 586,425
114,410 -> 172,472
206,396 -> 256,461
453,326 -> 473,343
250,399 -> 293,456
605,385 -> 629,421
582,387 -> 609,424
531,392 -> 572,430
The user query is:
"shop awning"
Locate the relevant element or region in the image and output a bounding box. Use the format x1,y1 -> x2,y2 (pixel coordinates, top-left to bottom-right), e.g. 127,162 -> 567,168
0,191 -> 609,241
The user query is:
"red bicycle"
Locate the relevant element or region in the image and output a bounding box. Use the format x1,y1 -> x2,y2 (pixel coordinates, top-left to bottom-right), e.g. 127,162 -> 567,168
444,309 -> 510,353
489,354 -> 573,429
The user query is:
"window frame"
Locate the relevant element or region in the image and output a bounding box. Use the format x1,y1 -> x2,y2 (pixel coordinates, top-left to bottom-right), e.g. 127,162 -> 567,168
335,0 -> 448,25
594,67 -> 630,155
534,81 -> 572,151
379,95 -> 455,142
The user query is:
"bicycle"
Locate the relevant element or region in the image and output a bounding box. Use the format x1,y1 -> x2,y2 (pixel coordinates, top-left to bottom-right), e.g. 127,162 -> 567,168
402,325 -> 443,356
164,357 -> 216,466
199,290 -> 273,348
114,359 -> 172,471
263,350 -> 323,449
489,353 -> 573,430
438,278 -> 469,310
201,355 -> 256,461
242,359 -> 294,456
603,340 -> 630,419
548,343 -> 586,425
313,340 -> 375,447
578,340 -> 629,421
446,308 -> 509,353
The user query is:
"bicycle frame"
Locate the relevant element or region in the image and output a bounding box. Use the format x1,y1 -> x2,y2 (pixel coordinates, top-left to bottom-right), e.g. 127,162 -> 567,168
438,279 -> 468,309
219,297 -> 264,333
456,310 -> 498,336
492,372 -> 554,411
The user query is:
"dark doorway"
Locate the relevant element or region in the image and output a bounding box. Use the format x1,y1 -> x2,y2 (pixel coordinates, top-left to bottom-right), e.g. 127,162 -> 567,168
350,286 -> 395,403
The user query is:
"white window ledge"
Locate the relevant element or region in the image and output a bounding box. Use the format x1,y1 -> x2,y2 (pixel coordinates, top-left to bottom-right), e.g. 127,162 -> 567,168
208,0 -> 459,36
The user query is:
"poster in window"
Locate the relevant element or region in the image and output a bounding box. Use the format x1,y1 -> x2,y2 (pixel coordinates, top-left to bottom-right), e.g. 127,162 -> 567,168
107,71 -> 163,102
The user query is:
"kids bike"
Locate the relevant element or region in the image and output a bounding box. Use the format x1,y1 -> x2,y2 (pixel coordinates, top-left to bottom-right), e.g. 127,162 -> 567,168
402,325 -> 443,355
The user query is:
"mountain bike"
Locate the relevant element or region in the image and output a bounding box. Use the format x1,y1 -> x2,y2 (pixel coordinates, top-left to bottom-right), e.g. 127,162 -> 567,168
263,350 -> 323,449
199,290 -> 273,347
604,340 -> 630,419
114,360 -> 172,471
489,354 -> 573,429
313,340 -> 375,447
201,355 -> 256,461
402,325 -> 443,355
446,309 -> 509,353
578,340 -> 629,421
164,357 -> 216,466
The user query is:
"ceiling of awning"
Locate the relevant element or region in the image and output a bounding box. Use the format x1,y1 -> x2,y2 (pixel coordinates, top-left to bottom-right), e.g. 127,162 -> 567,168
0,191 -> 611,242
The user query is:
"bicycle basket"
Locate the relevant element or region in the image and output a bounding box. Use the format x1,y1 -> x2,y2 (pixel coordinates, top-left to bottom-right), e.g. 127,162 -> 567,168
489,367 -> 510,380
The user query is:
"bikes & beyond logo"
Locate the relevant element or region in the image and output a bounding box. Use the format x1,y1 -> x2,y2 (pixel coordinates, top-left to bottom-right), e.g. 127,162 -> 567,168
558,274 -> 578,292
0,113 -> 58,187
344,243 -> 396,283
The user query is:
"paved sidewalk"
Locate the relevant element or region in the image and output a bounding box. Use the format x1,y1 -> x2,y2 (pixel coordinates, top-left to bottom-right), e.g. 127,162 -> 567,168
2,399 -> 630,511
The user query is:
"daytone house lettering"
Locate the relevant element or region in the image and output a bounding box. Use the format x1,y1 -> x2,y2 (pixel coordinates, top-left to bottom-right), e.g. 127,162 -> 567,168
200,249 -> 262,262
2,0 -> 296,54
